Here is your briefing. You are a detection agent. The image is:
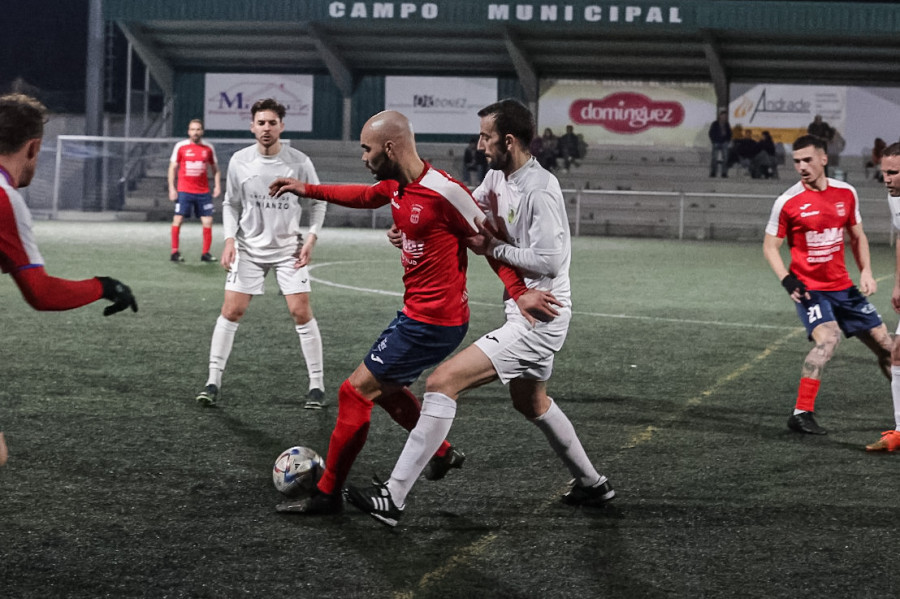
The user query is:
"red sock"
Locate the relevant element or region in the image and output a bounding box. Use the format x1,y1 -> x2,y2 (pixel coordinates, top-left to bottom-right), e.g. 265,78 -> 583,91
317,380 -> 373,496
202,227 -> 212,254
377,387 -> 451,457
170,225 -> 180,253
795,377 -> 821,412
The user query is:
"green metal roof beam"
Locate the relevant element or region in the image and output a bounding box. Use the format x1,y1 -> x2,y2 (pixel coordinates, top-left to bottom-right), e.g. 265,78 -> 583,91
115,21 -> 174,97
503,27 -> 538,104
701,30 -> 728,108
307,24 -> 355,97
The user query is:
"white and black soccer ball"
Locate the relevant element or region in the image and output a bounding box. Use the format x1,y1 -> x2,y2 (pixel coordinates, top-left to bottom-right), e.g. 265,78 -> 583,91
272,446 -> 323,497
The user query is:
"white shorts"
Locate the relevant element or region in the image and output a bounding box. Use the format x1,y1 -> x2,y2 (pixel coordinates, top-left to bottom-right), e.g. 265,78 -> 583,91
474,303 -> 571,384
224,253 -> 311,296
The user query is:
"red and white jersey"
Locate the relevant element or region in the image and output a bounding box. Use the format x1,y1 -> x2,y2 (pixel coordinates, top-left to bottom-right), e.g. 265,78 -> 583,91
304,163 -> 482,326
0,172 -> 44,274
170,140 -> 217,194
765,179 -> 861,291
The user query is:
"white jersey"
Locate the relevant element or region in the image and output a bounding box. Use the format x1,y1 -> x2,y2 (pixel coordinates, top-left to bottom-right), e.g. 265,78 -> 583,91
473,156 -> 572,308
223,143 -> 326,262
888,193 -> 900,231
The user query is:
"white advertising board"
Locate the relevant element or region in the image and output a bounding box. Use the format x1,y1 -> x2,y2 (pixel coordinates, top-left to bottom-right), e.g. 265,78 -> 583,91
204,74 -> 314,132
384,76 -> 497,134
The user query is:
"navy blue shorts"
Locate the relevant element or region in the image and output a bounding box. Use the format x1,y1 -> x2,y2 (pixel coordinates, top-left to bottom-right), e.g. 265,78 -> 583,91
174,192 -> 214,218
363,312 -> 468,386
795,287 -> 883,339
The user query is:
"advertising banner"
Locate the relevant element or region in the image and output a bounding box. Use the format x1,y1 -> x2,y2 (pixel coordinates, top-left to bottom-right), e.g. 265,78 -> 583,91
384,76 -> 497,134
204,74 -> 314,132
728,84 -> 846,145
539,80 -> 717,147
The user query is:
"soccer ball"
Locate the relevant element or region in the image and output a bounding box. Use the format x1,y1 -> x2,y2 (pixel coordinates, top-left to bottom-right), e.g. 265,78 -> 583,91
272,446 -> 323,498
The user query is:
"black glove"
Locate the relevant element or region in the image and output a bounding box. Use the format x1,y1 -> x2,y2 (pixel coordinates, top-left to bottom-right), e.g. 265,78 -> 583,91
98,277 -> 138,316
781,272 -> 807,296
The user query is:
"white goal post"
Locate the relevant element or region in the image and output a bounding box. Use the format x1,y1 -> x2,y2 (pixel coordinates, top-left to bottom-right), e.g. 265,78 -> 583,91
49,135 -> 291,219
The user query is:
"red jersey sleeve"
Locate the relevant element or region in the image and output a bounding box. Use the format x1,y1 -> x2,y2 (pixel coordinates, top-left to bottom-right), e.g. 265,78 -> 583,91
303,180 -> 396,209
486,257 -> 527,300
12,267 -> 103,311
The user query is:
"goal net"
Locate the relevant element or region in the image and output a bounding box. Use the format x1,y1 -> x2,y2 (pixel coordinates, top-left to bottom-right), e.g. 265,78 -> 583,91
43,136 -> 288,219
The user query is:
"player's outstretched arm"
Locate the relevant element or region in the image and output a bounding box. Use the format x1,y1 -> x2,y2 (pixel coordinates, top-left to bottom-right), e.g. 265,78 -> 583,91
12,267 -> 135,314
0,432 -> 8,467
270,177 -> 306,198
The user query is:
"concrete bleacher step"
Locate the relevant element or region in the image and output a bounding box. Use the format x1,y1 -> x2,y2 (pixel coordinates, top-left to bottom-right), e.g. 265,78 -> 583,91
113,140 -> 891,242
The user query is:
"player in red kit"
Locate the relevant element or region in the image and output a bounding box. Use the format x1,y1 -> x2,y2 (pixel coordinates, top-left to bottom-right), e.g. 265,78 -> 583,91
0,94 -> 137,466
168,119 -> 221,262
268,110 -> 559,515
764,134 -> 891,435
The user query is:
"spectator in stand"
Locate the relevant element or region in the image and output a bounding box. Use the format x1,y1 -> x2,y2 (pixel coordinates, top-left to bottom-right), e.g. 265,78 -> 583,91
728,128 -> 760,175
807,115 -> 839,176
537,127 -> 559,171
751,131 -> 778,179
869,137 -> 887,182
558,124 -> 582,173
807,115 -> 835,142
462,137 -> 487,187
708,109 -> 732,178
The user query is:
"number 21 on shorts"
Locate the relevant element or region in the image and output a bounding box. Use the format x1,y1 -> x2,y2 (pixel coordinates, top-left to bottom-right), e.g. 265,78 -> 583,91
806,303 -> 822,324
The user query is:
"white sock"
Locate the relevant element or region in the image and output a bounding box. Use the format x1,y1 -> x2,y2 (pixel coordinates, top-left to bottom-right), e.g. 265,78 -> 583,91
891,365 -> 900,430
387,392 -> 457,508
207,315 -> 239,388
295,318 -> 324,391
531,398 -> 601,488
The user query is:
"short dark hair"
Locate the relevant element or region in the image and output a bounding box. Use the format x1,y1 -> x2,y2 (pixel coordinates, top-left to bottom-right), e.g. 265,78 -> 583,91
793,134 -> 827,153
0,93 -> 47,155
250,98 -> 286,121
883,142 -> 900,159
477,98 -> 534,147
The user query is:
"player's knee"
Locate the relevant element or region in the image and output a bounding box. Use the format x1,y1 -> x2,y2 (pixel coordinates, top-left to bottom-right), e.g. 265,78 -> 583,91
290,308 -> 313,325
220,307 -> 245,322
424,368 -> 455,395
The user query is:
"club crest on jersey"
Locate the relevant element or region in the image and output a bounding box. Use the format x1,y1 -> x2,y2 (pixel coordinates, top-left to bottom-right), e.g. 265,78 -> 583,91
835,202 -> 846,217
507,208 -> 516,223
410,204 -> 423,224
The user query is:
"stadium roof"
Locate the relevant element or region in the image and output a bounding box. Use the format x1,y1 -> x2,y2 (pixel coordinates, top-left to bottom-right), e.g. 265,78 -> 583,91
105,0 -> 900,102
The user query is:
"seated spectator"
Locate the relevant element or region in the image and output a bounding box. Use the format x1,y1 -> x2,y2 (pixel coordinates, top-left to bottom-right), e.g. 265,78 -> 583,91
558,124 -> 582,172
537,127 -> 559,171
462,137 -> 487,186
826,129 -> 845,177
728,128 -> 760,173
750,131 -> 779,179
807,115 -> 835,142
529,135 -> 544,162
868,137 -> 887,181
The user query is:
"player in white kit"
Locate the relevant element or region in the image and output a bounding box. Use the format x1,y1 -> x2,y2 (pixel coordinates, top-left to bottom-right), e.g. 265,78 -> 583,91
346,99 -> 614,526
868,142 -> 900,451
195,99 -> 328,409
